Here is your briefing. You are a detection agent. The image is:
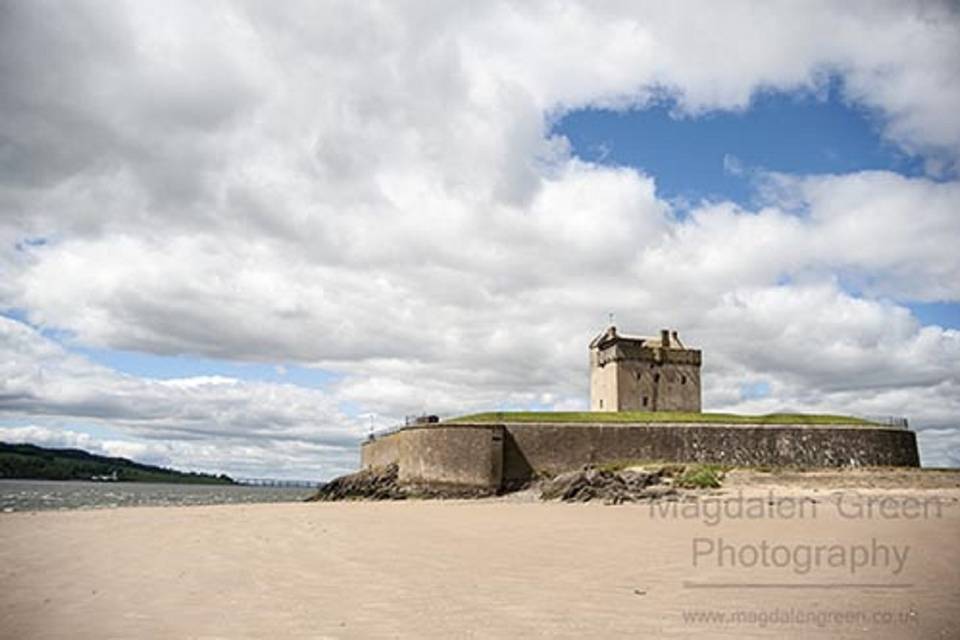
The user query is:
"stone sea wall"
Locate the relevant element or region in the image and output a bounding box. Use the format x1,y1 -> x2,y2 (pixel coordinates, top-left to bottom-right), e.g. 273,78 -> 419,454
501,422 -> 919,480
397,425 -> 503,489
360,421 -> 920,489
360,431 -> 403,469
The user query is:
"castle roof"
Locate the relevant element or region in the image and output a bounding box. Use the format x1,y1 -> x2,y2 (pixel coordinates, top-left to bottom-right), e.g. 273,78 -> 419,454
590,326 -> 689,350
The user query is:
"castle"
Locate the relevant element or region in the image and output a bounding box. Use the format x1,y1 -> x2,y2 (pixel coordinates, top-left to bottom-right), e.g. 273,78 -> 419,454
359,326 -> 920,491
590,327 -> 701,412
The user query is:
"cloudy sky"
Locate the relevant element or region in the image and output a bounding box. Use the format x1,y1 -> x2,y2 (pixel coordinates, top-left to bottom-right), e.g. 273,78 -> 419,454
1,1 -> 958,479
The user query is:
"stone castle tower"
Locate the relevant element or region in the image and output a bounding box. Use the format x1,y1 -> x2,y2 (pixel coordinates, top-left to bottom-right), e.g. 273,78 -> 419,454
590,327 -> 701,412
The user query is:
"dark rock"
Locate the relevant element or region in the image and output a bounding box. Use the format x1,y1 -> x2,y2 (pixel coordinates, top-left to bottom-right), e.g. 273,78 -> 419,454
310,463 -> 684,503
538,465 -> 678,504
307,464 -> 498,501
307,463 -> 406,501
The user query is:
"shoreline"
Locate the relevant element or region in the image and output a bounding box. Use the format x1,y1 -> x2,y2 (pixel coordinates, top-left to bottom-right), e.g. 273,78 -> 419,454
2,466 -> 958,514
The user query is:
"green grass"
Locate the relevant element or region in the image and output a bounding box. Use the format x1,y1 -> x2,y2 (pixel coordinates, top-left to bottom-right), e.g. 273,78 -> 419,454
447,411 -> 879,426
591,460 -> 727,488
676,464 -> 727,489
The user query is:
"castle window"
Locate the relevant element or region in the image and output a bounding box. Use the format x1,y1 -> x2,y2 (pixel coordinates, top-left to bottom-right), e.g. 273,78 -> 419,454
599,399 -> 603,409
681,375 -> 687,385
653,373 -> 660,384
642,396 -> 648,407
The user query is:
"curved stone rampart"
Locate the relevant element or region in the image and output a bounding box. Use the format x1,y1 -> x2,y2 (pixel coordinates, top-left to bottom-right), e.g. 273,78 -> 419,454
397,425 -> 503,489
360,431 -> 403,469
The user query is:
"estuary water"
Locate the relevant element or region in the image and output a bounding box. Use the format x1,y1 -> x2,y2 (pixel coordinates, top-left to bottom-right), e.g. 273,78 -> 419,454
0,479 -> 317,512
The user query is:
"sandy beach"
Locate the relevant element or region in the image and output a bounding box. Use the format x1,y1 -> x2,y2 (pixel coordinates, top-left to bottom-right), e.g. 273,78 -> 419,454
2,482 -> 959,639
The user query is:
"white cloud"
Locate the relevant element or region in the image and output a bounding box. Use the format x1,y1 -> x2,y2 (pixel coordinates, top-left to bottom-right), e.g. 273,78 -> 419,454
0,1 -> 957,471
0,316 -> 365,478
0,425 -> 105,453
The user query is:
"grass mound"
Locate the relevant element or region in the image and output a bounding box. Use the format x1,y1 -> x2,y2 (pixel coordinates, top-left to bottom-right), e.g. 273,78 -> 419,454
447,411 -> 878,426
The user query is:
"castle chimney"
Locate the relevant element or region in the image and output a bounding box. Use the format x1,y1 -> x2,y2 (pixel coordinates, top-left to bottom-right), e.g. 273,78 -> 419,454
661,329 -> 670,347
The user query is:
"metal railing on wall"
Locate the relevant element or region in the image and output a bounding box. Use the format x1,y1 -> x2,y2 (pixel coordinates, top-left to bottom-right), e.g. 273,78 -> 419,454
364,414 -> 911,439
858,415 -> 909,429
366,414 -> 443,441
366,425 -> 404,441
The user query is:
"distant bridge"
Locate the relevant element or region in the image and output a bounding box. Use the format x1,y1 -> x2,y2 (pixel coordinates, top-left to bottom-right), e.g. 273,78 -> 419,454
234,478 -> 321,488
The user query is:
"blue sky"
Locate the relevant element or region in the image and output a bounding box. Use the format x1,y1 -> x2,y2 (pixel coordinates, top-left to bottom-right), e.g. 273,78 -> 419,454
554,89 -> 959,331
553,82 -> 930,207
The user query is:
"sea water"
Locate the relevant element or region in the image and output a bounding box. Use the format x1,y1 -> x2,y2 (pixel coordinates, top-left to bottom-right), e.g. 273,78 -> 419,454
0,479 -> 316,512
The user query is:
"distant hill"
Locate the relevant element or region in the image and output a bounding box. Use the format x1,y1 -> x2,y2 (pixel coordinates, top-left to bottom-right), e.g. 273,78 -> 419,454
0,442 -> 235,484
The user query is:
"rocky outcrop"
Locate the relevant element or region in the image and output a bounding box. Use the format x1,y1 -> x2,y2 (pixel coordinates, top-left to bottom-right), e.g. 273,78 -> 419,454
309,463 -> 695,503
538,466 -> 679,504
308,463 -> 498,501
308,464 -> 406,501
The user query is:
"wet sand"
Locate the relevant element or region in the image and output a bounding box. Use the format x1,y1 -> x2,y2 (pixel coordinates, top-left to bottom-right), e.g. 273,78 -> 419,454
1,486 -> 958,639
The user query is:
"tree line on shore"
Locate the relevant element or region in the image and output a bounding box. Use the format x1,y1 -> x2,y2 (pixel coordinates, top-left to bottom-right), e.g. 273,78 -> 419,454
0,442 -> 234,484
